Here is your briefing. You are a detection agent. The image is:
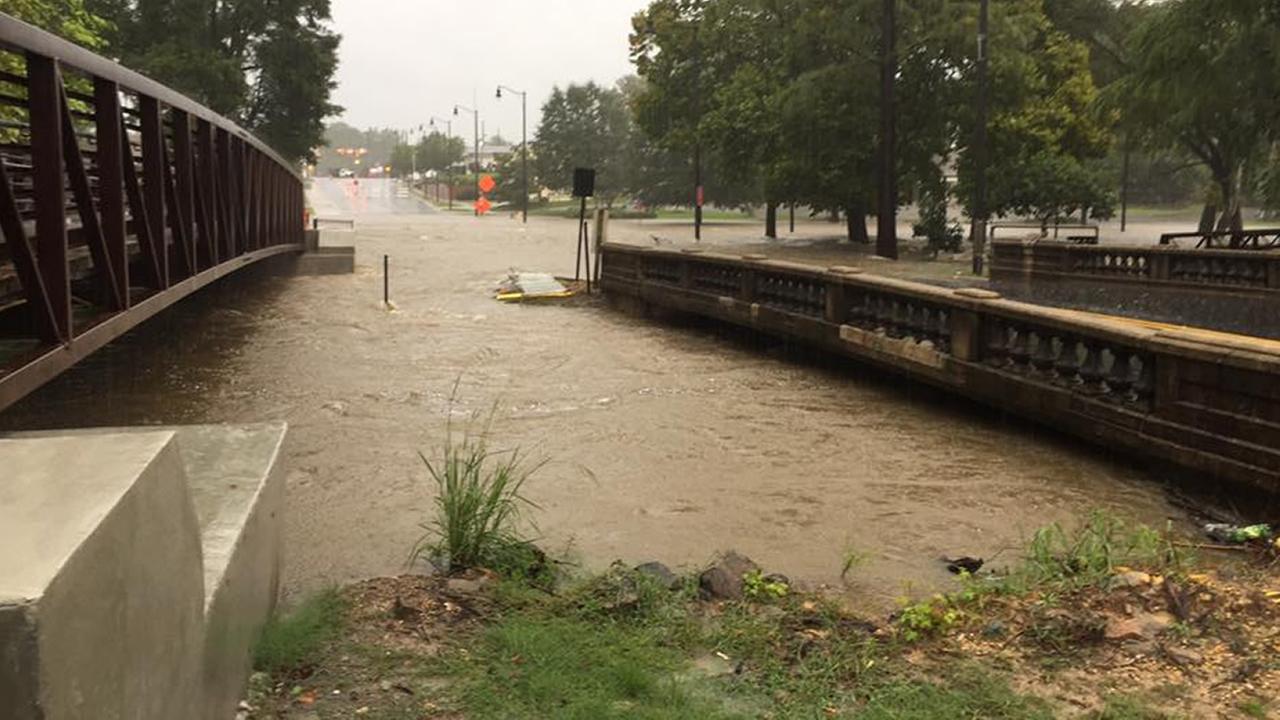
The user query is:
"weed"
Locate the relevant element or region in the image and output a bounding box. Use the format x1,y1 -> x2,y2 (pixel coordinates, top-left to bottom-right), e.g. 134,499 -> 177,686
412,403 -> 544,574
840,546 -> 871,582
742,569 -> 789,601
896,595 -> 963,643
252,588 -> 346,676
1018,511 -> 1185,589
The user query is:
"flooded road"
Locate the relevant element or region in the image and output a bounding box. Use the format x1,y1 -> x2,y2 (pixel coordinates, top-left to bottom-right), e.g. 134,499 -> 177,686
0,179 -> 1198,608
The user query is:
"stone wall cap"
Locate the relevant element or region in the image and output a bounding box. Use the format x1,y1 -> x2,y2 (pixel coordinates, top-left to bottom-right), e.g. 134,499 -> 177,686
681,248 -> 705,255
741,253 -> 769,260
954,288 -> 1002,300
828,265 -> 865,275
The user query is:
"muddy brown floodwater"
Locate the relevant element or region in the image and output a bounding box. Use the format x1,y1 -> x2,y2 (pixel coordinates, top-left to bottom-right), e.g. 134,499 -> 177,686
0,179 -> 1201,610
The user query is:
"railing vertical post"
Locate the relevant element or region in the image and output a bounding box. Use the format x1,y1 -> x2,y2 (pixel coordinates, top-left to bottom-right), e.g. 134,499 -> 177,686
825,276 -> 845,324
26,53 -> 71,341
195,119 -> 217,265
172,109 -> 197,275
94,79 -> 129,307
216,128 -> 233,257
139,95 -> 169,288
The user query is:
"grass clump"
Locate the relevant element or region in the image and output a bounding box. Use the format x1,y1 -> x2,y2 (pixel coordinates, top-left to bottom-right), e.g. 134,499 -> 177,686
252,588 -> 346,675
412,406 -> 543,575
858,667 -> 1055,720
454,615 -> 742,720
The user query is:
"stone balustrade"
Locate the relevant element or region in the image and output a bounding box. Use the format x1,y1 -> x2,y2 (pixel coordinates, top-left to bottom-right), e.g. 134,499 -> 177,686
989,238 -> 1280,339
600,242 -> 1280,494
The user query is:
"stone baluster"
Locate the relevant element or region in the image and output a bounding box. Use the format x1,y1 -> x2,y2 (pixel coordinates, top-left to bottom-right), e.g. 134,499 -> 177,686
984,319 -> 1010,366
1029,331 -> 1056,376
1076,341 -> 1106,392
1008,326 -> 1032,371
1053,336 -> 1082,384
1106,348 -> 1135,400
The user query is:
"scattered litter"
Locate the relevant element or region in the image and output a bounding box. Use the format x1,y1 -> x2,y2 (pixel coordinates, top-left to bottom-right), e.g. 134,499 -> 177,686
1203,523 -> 1272,544
495,272 -> 582,303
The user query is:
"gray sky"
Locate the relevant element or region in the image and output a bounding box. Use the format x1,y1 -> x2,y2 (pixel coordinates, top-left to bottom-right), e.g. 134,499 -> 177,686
328,0 -> 649,142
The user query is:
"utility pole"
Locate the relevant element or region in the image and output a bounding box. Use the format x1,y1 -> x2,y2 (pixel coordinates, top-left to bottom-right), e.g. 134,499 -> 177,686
693,16 -> 704,241
971,0 -> 990,275
454,104 -> 480,216
497,85 -> 529,223
877,0 -> 898,260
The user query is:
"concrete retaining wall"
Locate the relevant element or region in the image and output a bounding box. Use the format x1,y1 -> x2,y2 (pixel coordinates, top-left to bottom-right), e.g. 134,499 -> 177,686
600,243 -> 1280,495
0,424 -> 287,719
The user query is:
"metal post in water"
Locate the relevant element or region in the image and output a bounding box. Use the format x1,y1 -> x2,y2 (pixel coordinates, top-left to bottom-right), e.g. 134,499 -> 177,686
383,254 -> 389,307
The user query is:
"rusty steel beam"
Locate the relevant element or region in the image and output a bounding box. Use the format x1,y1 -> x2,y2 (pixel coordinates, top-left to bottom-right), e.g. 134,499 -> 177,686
172,109 -> 197,275
60,84 -> 123,310
26,53 -> 71,342
94,78 -> 130,308
138,95 -> 169,289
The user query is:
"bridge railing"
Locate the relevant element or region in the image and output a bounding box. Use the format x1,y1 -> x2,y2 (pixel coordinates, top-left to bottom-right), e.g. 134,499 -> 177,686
0,13 -> 305,411
601,242 -> 1280,493
990,238 -> 1280,292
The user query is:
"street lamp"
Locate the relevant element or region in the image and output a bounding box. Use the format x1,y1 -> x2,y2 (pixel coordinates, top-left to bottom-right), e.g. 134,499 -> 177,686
429,116 -> 454,210
496,85 -> 529,224
454,104 -> 481,216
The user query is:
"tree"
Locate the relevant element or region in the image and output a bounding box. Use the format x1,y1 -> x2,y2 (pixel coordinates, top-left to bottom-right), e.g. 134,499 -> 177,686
417,131 -> 467,175
1112,0 -> 1280,231
534,82 -> 634,205
952,1 -> 1114,227
2,0 -> 109,49
86,0 -> 342,163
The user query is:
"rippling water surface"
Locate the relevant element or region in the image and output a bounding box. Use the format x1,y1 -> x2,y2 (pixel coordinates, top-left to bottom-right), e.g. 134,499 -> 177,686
0,179 -> 1196,608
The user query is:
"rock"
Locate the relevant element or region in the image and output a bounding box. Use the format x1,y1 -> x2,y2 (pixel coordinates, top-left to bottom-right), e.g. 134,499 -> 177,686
1109,570 -> 1153,589
698,552 -> 761,601
634,561 -> 680,590
1165,645 -> 1204,667
1104,611 -> 1175,641
981,620 -> 1008,639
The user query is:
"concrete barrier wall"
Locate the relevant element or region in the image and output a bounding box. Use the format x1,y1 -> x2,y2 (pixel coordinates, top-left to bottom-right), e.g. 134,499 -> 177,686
600,243 -> 1280,495
0,424 -> 286,719
990,238 -> 1280,339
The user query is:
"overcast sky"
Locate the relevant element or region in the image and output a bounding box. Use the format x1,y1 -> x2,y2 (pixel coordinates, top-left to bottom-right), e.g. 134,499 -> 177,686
328,0 -> 650,141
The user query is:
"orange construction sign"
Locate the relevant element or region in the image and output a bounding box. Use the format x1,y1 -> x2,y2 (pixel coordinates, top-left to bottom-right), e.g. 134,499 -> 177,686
478,174 -> 496,194
474,196 -> 492,215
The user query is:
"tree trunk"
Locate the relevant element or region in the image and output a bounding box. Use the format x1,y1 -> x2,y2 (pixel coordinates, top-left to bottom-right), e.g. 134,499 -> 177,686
847,203 -> 869,244
1197,203 -> 1217,233
765,203 -> 777,239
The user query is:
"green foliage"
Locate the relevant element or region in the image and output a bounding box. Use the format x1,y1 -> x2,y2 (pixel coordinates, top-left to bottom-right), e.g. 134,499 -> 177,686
252,588 -> 346,675
895,595 -> 963,643
1111,0 -> 1280,230
1018,511 -> 1183,588
742,569 -> 788,601
534,81 -> 637,205
412,409 -> 543,574
2,0 -> 110,49
86,0 -> 342,163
